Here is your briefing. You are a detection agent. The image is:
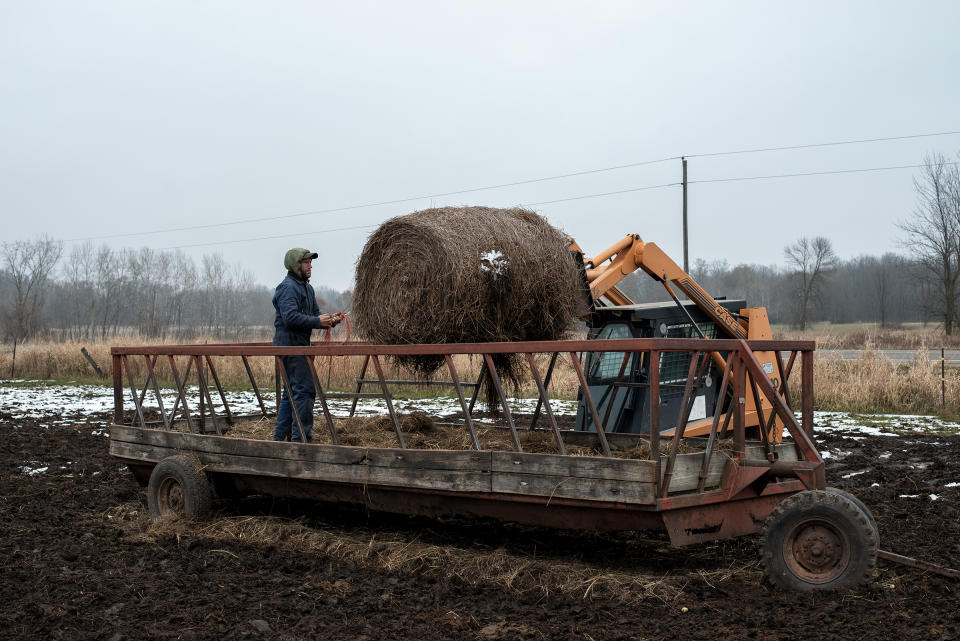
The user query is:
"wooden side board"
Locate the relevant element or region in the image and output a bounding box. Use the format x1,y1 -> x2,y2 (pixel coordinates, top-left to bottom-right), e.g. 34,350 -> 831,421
489,451 -> 657,482
111,440 -> 371,484
662,443 -> 800,490
110,425 -> 799,505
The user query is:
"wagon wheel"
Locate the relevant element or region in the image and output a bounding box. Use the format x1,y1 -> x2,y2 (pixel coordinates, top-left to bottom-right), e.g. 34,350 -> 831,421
762,490 -> 877,590
147,455 -> 213,519
824,487 -> 878,538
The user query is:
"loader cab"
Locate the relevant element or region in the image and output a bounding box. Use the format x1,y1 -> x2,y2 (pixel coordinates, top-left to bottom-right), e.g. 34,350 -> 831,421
574,299 -> 746,435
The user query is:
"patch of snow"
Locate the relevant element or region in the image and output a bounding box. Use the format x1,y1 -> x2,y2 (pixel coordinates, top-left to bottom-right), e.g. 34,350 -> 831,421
898,494 -> 919,499
945,482 -> 960,488
479,250 -> 508,277
19,465 -> 49,476
820,450 -> 852,460
870,483 -> 880,487
813,410 -> 960,437
3,381 -> 959,444
0,381 -> 580,424
0,382 -> 115,424
878,452 -> 892,459
930,494 -> 940,501
841,470 -> 868,478
816,423 -> 898,437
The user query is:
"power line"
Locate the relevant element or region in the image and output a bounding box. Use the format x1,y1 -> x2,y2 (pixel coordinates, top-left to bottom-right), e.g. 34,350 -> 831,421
60,128 -> 960,245
159,223 -> 380,250
686,130 -> 960,159
524,181 -> 679,206
133,162 -> 960,251
160,183 -> 680,250
688,162 -> 960,185
64,155 -> 680,243
157,184 -> 683,250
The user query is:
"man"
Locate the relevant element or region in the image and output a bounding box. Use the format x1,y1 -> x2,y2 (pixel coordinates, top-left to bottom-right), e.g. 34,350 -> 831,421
272,247 -> 344,443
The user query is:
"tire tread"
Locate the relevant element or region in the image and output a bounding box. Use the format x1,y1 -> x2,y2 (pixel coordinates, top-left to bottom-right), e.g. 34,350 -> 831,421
761,490 -> 877,590
147,455 -> 213,519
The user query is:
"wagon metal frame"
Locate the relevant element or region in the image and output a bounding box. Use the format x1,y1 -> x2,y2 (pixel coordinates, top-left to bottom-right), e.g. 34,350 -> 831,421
109,337 -> 823,547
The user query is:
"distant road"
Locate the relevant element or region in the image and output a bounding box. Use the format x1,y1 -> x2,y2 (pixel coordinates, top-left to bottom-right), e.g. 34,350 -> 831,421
816,349 -> 960,366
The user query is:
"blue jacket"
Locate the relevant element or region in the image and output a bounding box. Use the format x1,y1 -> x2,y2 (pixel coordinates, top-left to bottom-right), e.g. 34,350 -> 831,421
272,272 -> 325,346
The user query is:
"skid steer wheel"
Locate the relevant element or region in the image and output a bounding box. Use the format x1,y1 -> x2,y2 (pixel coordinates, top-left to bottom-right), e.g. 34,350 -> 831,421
147,455 -> 213,519
762,490 -> 877,590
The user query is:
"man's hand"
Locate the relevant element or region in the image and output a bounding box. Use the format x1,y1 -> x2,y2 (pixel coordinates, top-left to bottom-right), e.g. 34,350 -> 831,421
319,312 -> 346,327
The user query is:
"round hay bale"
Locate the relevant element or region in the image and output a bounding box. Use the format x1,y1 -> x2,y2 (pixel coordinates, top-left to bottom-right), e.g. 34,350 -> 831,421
353,206 -> 588,383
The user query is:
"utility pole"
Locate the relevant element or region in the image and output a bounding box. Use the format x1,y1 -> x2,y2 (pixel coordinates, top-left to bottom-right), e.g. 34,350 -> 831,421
682,156 -> 689,272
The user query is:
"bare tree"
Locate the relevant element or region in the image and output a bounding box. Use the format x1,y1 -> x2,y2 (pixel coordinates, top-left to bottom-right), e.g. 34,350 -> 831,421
691,258 -> 729,284
62,241 -> 98,340
784,236 -> 837,330
898,152 -> 960,335
873,253 -> 903,329
200,253 -> 226,336
1,236 -> 63,375
94,246 -> 127,339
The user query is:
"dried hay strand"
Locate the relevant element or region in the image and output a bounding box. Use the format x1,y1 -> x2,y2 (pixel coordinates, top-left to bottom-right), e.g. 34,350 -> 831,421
125,511 -> 698,605
352,207 -> 588,397
222,413 -> 697,460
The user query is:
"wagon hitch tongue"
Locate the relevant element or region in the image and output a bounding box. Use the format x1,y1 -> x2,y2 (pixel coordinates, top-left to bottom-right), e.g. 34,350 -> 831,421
878,549 -> 960,579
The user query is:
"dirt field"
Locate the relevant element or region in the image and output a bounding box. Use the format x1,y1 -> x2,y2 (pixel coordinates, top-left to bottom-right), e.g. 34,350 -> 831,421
2,407 -> 959,640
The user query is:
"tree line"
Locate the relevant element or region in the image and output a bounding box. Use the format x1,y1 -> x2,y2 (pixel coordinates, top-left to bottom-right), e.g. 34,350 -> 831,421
3,152 -> 958,344
0,240 -> 352,346
620,248 -> 922,328
0,234 -> 931,345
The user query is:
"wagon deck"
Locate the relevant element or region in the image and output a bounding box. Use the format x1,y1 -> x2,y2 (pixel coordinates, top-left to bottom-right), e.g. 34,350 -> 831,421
112,419 -> 803,545
109,336 -> 824,547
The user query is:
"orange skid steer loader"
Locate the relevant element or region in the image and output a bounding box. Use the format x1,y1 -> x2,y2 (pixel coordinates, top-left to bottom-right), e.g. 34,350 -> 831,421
569,234 -> 784,441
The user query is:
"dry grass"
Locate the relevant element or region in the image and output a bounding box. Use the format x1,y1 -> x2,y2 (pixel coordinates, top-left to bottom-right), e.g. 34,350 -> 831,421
0,338 -> 581,399
4,335 -> 958,417
777,322 -> 960,349
789,348 -> 960,416
108,504 -> 752,605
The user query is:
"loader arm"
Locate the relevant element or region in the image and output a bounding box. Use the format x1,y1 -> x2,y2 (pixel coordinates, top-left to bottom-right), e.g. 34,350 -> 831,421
570,234 -> 748,339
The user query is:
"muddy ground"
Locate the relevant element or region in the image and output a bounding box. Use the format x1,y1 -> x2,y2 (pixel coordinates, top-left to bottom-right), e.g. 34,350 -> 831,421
2,409 -> 959,641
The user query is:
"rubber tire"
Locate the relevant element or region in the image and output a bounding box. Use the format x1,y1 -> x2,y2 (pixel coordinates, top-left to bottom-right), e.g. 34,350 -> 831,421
762,490 -> 877,590
824,487 -> 878,539
147,455 -> 213,519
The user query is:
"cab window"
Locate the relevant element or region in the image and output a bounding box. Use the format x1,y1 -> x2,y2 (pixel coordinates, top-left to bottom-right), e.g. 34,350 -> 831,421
587,323 -> 634,382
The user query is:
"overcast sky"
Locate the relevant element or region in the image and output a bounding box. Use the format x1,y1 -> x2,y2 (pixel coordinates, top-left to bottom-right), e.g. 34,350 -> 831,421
2,1 -> 959,291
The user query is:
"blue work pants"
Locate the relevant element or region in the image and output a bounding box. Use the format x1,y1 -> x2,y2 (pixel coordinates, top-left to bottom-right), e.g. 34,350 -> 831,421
274,355 -> 315,443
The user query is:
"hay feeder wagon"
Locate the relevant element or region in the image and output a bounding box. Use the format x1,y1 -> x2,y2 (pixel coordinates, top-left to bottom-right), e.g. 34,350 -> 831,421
109,337 -> 882,590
